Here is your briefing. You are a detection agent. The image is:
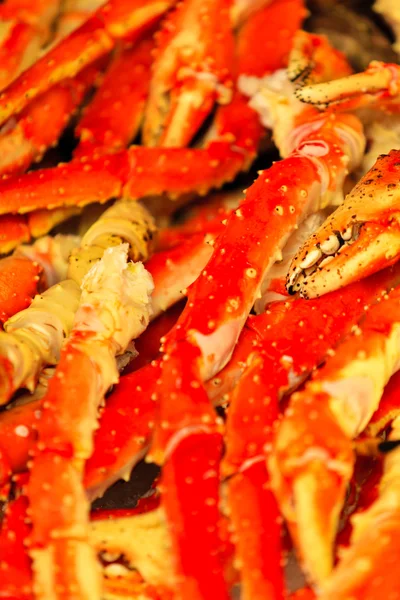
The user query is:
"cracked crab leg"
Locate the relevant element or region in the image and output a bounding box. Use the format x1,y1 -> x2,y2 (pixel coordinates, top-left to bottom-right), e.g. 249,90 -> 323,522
270,280 -> 400,586
27,245 -> 154,599
0,200 -> 155,406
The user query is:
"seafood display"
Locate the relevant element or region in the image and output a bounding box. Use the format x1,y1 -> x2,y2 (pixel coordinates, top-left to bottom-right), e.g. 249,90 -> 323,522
1,1 -> 400,599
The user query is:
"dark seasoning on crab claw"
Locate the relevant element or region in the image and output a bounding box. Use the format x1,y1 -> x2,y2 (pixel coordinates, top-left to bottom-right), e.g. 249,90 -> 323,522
1,1 -> 400,600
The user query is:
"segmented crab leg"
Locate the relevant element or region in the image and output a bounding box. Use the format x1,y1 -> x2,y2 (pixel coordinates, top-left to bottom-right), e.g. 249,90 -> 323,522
0,0 -> 176,125
0,0 -> 61,90
270,280 -> 400,586
143,0 -> 234,148
287,149 -> 400,298
27,245 -> 154,599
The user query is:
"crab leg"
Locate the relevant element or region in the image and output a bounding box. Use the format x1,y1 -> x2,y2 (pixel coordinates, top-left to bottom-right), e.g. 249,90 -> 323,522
270,280 -> 400,586
26,245 -> 154,599
0,0 -> 176,125
75,35 -> 155,158
142,0 -> 234,148
288,150 -> 400,298
0,492 -> 32,599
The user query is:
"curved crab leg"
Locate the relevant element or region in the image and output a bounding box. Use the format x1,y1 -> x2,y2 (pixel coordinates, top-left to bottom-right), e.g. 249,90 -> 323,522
142,0 -> 234,148
0,0 -> 176,126
27,245 -> 154,599
287,150 -> 400,298
270,281 -> 400,586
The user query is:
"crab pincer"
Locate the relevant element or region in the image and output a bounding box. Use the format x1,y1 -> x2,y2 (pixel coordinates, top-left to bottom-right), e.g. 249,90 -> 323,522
287,150 -> 400,298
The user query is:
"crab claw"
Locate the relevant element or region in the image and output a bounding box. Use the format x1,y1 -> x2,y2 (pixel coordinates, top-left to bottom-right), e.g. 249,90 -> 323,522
287,150 -> 400,298
295,61 -> 400,112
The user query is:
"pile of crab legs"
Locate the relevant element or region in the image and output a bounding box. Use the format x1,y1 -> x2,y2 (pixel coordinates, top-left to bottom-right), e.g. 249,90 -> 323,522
1,0 -> 400,599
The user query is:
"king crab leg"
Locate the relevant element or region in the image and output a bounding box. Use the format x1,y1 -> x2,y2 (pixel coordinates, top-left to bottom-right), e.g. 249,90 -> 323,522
270,277 -> 400,587
26,245 -> 154,599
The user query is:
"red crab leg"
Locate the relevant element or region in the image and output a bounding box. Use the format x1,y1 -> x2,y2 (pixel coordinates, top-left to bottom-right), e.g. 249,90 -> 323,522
0,0 -> 176,125
0,255 -> 42,324
219,267 -> 400,600
156,190 -> 237,250
75,35 -> 155,158
27,247 -> 154,598
143,0 -> 234,148
223,356 -> 284,600
147,231 -> 220,318
131,302 -> 184,371
0,493 -> 32,599
0,141 -> 250,216
0,0 -> 61,90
